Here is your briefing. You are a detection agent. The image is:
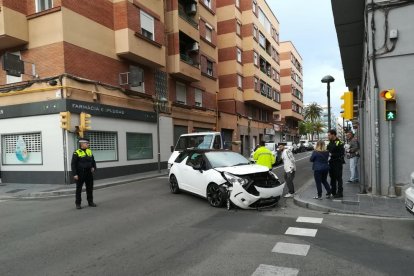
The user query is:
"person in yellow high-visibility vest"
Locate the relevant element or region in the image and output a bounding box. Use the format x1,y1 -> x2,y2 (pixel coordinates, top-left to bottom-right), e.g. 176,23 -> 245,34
253,141 -> 275,169
71,138 -> 97,209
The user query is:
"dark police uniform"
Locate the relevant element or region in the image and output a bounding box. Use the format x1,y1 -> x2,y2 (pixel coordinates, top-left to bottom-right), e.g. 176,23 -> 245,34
327,138 -> 345,197
71,142 -> 97,208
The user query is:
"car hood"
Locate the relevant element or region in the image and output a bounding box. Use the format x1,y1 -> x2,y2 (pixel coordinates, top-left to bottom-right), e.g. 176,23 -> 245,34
215,164 -> 269,175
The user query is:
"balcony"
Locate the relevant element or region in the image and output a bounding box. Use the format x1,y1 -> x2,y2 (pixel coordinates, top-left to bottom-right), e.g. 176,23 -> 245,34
168,54 -> 201,82
115,29 -> 165,68
244,90 -> 280,111
0,6 -> 28,50
282,109 -> 304,121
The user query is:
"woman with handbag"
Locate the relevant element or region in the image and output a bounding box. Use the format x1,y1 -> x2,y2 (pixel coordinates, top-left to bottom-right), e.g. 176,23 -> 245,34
310,140 -> 332,199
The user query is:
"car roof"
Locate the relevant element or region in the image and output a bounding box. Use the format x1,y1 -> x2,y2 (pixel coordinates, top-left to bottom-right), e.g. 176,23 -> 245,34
181,149 -> 232,154
179,132 -> 221,137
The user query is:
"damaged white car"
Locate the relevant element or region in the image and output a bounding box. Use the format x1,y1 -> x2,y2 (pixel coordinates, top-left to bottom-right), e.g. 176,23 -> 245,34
169,150 -> 285,209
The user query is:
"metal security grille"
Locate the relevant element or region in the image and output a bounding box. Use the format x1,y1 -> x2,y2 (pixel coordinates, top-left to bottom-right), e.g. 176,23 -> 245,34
86,131 -> 117,151
3,133 -> 42,153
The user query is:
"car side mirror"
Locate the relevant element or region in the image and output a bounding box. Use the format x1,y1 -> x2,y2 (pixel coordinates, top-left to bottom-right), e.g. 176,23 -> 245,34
170,146 -> 174,152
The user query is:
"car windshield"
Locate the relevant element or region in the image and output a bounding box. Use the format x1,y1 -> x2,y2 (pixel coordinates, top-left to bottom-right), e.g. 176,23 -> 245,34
265,143 -> 275,151
205,151 -> 250,168
175,134 -> 214,151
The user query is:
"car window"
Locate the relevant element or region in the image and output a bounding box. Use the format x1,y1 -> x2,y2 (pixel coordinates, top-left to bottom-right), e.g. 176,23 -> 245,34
174,151 -> 190,163
186,152 -> 204,167
205,151 -> 249,168
175,135 -> 214,151
213,135 -> 221,149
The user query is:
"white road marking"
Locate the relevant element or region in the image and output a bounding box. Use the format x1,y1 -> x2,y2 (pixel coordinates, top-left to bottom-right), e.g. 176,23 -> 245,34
272,242 -> 310,256
251,264 -> 299,276
285,227 -> 318,237
296,217 -> 323,224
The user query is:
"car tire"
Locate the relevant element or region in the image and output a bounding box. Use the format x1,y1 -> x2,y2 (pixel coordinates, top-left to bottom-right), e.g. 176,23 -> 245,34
169,175 -> 180,194
207,183 -> 226,207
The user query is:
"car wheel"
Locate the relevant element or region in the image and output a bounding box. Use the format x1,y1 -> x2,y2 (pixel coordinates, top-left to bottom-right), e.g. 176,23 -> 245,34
207,183 -> 225,207
169,175 -> 180,194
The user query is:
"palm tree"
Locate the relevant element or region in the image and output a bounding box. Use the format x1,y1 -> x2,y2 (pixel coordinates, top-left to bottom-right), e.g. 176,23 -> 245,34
313,120 -> 326,140
304,103 -> 323,123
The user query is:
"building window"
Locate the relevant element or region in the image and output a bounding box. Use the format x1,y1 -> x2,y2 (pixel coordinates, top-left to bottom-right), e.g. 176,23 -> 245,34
127,133 -> 153,160
203,0 -> 212,9
86,131 -> 118,162
207,60 -> 213,76
253,25 -> 258,40
236,21 -> 241,36
140,10 -> 154,40
6,52 -> 23,84
237,74 -> 243,89
258,7 -> 271,34
236,48 -> 242,63
176,82 -> 187,104
205,24 -> 213,42
2,133 -> 42,165
195,88 -> 203,107
235,0 -> 240,8
36,0 -> 53,13
253,51 -> 258,66
259,32 -> 266,49
252,0 -> 257,14
254,77 -> 259,92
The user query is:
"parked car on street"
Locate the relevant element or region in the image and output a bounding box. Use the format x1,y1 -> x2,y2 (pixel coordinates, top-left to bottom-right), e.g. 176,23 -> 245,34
169,149 -> 285,209
405,172 -> 414,214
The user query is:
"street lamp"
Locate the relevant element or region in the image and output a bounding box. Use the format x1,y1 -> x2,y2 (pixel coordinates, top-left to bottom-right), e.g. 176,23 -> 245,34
154,96 -> 167,173
321,75 -> 335,131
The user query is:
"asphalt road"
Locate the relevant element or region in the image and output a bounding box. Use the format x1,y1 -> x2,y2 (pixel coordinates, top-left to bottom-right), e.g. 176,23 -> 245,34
1,152 -> 413,276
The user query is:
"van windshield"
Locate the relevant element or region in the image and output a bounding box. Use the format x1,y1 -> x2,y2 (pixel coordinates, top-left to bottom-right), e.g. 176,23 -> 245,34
175,135 -> 214,151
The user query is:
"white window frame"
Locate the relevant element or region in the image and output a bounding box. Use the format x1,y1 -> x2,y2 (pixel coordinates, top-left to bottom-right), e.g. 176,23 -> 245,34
252,0 -> 257,14
236,21 -> 241,35
194,88 -> 203,107
253,51 -> 258,66
35,0 -> 53,13
85,131 -> 118,162
236,48 -> 242,63
205,23 -> 213,42
176,82 -> 187,104
237,74 -> 243,89
2,132 -> 43,165
204,0 -> 212,9
235,0 -> 240,8
140,10 -> 155,41
206,60 -> 213,76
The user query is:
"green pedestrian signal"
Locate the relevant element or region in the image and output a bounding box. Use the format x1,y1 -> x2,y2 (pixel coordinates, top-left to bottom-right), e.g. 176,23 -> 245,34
386,111 -> 396,121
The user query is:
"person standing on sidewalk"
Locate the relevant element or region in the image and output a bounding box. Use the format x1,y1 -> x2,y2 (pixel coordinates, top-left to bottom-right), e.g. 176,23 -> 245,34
71,138 -> 97,209
310,140 -> 332,199
346,131 -> 360,183
279,144 -> 296,198
253,141 -> 275,169
327,129 -> 345,198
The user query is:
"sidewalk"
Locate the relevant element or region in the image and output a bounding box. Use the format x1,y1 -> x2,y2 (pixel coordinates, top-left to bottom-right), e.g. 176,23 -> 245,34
0,169 -> 169,200
294,161 -> 412,219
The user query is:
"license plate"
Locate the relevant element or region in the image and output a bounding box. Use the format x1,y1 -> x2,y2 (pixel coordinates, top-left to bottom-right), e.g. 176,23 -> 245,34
406,198 -> 414,210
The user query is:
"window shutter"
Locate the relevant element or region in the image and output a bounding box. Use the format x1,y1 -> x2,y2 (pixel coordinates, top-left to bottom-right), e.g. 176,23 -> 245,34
176,82 -> 187,104
140,10 -> 154,39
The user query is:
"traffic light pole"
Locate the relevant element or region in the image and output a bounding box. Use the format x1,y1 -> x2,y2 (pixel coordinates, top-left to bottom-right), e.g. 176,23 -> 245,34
388,121 -> 396,197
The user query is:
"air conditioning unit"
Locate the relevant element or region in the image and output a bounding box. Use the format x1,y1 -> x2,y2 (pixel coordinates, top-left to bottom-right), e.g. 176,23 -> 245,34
190,42 -> 199,51
187,3 -> 197,15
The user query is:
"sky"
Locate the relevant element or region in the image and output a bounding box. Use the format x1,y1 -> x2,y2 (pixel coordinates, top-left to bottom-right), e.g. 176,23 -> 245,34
268,0 -> 348,117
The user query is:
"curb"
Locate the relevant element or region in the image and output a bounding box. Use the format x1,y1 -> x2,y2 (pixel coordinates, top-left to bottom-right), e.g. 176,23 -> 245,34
9,173 -> 169,200
292,178 -> 412,219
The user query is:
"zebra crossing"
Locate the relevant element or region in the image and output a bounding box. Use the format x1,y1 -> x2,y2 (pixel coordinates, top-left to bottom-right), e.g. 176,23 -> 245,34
251,216 -> 324,276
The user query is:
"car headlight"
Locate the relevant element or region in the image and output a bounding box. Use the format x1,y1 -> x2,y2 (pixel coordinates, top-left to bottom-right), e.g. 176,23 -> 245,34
223,172 -> 248,186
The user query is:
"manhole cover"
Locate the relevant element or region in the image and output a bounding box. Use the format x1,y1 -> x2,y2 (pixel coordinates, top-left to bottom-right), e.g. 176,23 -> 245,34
6,189 -> 27,193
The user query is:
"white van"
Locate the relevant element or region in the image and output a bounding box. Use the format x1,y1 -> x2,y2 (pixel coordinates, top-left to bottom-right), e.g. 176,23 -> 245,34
168,132 -> 223,170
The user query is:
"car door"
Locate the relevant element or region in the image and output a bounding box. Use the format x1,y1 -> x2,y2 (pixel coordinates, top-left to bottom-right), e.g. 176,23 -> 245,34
182,152 -> 209,196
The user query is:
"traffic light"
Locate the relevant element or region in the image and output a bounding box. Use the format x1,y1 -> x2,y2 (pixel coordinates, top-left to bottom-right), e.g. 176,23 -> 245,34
380,89 -> 396,121
80,112 -> 92,132
340,91 -> 353,120
60,111 -> 71,130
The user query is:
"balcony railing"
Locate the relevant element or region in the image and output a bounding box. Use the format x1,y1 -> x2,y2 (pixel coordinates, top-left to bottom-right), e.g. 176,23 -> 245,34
178,8 -> 198,29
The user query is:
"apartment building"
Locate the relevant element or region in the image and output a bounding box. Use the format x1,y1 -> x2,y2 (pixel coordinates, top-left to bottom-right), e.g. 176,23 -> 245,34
216,0 -> 281,155
279,41 -> 304,142
165,0 -> 219,142
0,0 -> 176,184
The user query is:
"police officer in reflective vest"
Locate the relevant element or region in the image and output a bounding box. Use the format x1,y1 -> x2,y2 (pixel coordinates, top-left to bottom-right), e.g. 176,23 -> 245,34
327,129 -> 345,198
71,138 -> 97,209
